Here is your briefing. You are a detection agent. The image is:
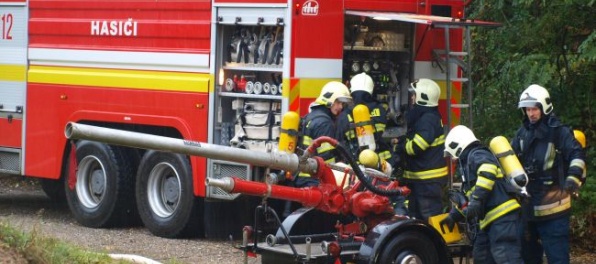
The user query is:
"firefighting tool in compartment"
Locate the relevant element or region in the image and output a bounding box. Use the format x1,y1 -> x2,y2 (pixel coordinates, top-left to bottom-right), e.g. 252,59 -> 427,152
66,123 -> 455,264
245,81 -> 254,94
225,75 -> 248,93
489,136 -> 529,195
225,76 -> 236,92
253,81 -> 263,94
353,104 -> 376,151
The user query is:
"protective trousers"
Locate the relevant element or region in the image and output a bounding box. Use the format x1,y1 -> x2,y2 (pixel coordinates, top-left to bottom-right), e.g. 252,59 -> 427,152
406,181 -> 443,221
521,214 -> 570,264
473,213 -> 523,264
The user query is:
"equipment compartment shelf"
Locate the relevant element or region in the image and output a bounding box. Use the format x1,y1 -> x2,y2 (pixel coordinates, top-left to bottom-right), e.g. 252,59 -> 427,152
219,91 -> 282,100
343,46 -> 409,52
224,63 -> 283,72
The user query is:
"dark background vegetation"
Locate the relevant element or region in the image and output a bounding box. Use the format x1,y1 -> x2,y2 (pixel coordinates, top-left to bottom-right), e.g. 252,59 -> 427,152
464,0 -> 595,251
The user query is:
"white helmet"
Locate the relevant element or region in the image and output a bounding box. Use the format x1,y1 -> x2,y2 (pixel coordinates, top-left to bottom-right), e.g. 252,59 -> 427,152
350,73 -> 374,95
444,125 -> 479,159
411,78 -> 440,107
315,81 -> 352,107
518,84 -> 553,115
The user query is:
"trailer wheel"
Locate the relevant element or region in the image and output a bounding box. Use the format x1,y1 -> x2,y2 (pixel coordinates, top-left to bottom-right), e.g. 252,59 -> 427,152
136,151 -> 203,238
65,140 -> 137,228
378,231 -> 438,264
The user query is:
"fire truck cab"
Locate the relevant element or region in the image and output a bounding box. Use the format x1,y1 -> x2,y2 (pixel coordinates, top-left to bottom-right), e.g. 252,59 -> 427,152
0,0 -> 497,241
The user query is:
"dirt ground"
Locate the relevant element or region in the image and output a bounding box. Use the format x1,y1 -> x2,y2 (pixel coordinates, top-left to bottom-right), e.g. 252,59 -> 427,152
0,176 -> 252,264
0,175 -> 594,264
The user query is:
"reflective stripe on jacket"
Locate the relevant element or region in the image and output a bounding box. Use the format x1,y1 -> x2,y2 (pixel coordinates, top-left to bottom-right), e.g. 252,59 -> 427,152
399,106 -> 447,181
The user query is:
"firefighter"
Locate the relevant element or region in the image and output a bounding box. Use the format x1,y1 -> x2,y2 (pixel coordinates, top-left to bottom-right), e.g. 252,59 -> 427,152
294,81 -> 352,188
393,78 -> 448,221
442,125 -> 523,264
337,72 -> 394,165
511,84 -> 586,264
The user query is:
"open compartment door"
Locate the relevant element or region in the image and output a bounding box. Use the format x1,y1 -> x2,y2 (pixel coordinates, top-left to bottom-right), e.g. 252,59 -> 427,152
345,11 -> 501,28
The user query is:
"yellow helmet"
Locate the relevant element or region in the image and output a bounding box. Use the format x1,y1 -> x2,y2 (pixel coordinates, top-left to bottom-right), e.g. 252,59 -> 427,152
574,130 -> 586,148
315,81 -> 352,107
411,78 -> 440,107
359,149 -> 380,168
350,73 -> 374,95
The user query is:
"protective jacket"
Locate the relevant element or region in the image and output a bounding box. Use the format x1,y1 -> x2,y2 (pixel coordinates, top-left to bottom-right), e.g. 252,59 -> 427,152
297,105 -> 338,178
511,114 -> 586,221
337,91 -> 393,164
396,105 -> 447,182
457,144 -> 521,230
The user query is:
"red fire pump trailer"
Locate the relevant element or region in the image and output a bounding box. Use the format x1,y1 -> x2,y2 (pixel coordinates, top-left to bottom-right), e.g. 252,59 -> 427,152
66,122 -> 458,264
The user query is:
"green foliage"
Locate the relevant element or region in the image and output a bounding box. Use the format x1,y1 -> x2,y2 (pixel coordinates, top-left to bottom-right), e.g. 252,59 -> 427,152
0,222 -> 129,264
465,0 -> 596,247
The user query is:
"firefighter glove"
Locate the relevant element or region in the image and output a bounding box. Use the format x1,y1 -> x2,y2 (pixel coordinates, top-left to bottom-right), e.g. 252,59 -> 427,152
440,215 -> 456,232
463,199 -> 482,220
564,175 -> 581,195
448,189 -> 468,209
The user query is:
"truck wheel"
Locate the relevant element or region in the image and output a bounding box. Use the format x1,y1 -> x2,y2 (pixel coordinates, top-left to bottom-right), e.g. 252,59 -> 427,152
136,150 -> 203,238
65,140 -> 136,228
378,231 -> 438,264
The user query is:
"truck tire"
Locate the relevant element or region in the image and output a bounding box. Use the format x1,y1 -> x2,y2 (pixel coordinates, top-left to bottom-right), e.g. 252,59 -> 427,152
65,140 -> 137,228
378,231 -> 438,264
136,150 -> 203,238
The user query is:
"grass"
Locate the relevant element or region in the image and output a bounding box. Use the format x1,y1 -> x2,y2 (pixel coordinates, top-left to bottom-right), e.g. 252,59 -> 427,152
0,221 -> 129,264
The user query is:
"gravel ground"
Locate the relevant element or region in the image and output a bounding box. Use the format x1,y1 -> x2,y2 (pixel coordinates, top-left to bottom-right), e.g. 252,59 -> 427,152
0,175 -> 256,264
0,175 -> 594,264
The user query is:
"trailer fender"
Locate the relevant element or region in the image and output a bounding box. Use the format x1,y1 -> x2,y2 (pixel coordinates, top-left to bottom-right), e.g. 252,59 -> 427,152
273,207 -> 342,240
357,216 -> 452,264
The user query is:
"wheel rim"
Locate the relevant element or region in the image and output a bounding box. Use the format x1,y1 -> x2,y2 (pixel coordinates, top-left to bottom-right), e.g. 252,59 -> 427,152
76,156 -> 107,209
395,251 -> 423,264
147,162 -> 181,218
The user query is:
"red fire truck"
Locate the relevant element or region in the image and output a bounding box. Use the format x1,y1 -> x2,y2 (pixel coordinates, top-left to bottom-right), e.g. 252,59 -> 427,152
0,0 -> 497,239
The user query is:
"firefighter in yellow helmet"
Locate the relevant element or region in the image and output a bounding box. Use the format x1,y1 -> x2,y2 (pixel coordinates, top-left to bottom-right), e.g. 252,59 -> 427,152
294,81 -> 352,188
511,84 -> 586,264
393,78 -> 448,221
443,125 -> 523,263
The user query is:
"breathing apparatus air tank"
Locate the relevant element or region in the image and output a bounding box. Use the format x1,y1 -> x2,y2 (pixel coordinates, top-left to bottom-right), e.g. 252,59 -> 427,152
352,104 -> 376,151
275,111 -> 301,183
489,136 -> 529,195
278,111 -> 300,154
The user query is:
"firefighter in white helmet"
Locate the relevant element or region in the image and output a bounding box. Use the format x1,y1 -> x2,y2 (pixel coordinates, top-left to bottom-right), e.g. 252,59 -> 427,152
336,73 -> 408,214
443,125 -> 523,263
393,78 -> 448,221
294,81 -> 352,188
338,73 -> 395,167
511,84 -> 586,264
